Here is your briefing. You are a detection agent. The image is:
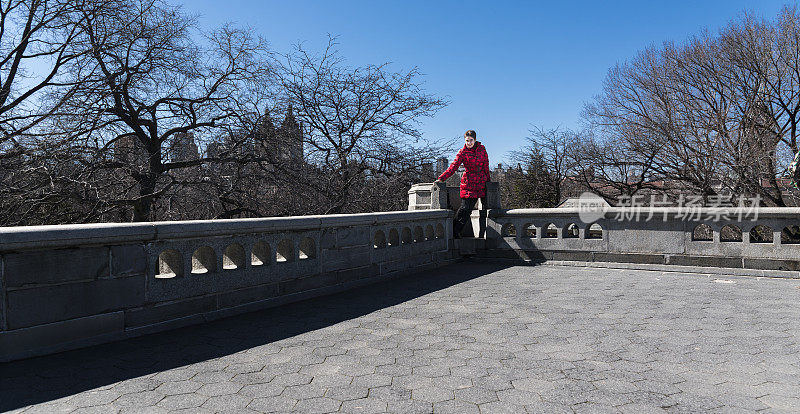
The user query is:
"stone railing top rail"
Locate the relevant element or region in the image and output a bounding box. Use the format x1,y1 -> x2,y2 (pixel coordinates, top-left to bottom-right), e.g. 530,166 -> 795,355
0,209 -> 450,251
502,206 -> 800,218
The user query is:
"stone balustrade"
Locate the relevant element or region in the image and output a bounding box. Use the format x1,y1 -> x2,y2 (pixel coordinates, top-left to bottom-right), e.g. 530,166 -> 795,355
483,207 -> 800,274
6,184 -> 800,363
0,210 -> 454,362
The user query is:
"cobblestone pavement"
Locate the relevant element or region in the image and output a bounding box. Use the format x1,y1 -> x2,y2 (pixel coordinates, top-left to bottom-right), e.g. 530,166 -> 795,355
3,262 -> 800,413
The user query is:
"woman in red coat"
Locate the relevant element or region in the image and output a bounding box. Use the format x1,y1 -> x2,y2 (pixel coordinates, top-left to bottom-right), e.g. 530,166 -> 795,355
435,130 -> 491,238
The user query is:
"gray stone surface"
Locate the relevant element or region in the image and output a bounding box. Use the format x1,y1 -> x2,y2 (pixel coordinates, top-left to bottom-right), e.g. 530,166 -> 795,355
0,311 -> 125,361
4,246 -> 110,288
3,262 -> 800,413
6,276 -> 143,329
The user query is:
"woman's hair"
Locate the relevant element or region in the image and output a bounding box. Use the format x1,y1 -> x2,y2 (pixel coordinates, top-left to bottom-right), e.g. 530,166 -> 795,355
464,130 -> 477,139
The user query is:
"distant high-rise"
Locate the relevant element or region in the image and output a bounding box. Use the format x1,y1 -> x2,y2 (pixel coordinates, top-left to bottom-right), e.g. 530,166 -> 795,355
253,109 -> 277,159
492,163 -> 504,182
114,133 -> 148,167
421,162 -> 435,181
206,141 -> 225,160
277,105 -> 303,163
247,106 -> 304,164
170,132 -> 199,163
436,157 -> 448,175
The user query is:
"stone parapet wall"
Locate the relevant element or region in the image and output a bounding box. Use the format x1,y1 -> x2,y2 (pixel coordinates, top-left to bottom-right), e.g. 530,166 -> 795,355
0,210 -> 455,362
484,207 -> 800,274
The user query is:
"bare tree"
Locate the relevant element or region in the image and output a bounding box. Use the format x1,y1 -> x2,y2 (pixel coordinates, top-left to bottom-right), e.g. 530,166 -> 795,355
0,0 -> 93,145
275,38 -> 449,214
500,156 -> 558,209
522,126 -> 580,204
0,0 -> 110,225
51,0 -> 275,222
581,7 -> 800,206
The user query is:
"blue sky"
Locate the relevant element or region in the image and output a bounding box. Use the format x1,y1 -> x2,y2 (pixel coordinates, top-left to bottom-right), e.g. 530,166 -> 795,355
177,0 -> 790,165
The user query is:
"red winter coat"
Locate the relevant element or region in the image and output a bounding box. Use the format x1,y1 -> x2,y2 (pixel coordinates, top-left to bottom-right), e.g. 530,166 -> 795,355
438,141 -> 491,198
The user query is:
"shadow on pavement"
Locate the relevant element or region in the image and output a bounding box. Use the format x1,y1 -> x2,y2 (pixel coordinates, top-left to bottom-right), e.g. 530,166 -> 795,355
0,261 -> 512,411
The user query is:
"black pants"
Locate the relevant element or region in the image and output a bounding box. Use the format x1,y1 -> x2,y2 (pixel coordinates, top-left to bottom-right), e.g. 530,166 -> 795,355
454,197 -> 486,238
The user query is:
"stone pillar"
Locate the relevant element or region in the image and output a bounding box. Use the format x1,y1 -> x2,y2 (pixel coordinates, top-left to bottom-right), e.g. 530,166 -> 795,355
470,182 -> 500,238
431,181 -> 448,209
483,182 -> 501,209
408,181 -> 502,238
469,210 -> 488,238
408,182 -> 450,210
408,183 -> 432,210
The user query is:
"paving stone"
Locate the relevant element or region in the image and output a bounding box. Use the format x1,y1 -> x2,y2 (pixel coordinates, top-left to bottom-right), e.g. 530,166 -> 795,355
247,396 -> 298,413
71,405 -> 121,414
350,373 -> 392,389
311,373 -> 354,388
196,382 -> 243,396
626,390 -> 680,409
496,388 -> 542,406
114,391 -> 165,408
281,383 -> 328,400
618,402 -> 667,413
453,386 -> 498,404
324,385 -> 369,401
366,385 -> 412,401
19,404 -> 75,414
584,389 -> 632,407
68,389 -> 122,407
200,394 -> 253,411
117,407 -> 169,414
432,375 -> 473,391
292,397 -> 342,413
231,371 -> 277,385
539,388 -> 592,406
714,393 -> 769,411
111,378 -> 162,394
411,387 -> 454,403
759,394 -> 800,411
593,379 -> 638,393
270,372 -> 313,387
338,364 -> 376,377
238,382 -> 285,398
521,400 -> 574,413
433,399 -> 480,414
385,399 -> 433,414
154,380 -> 202,395
224,363 -> 266,375
166,409 -> 216,414
339,397 -> 389,413
375,361 -> 413,375
156,394 -> 208,410
477,400 -> 525,413
511,378 -> 556,393
191,371 -> 235,384
450,365 -> 489,378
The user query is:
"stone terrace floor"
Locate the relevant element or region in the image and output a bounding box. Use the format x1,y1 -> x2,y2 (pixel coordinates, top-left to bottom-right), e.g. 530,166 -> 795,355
3,262 -> 800,414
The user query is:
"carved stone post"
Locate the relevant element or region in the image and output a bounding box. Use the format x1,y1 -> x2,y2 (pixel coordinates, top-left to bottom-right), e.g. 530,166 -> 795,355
408,182 -> 450,210
408,181 -> 502,239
